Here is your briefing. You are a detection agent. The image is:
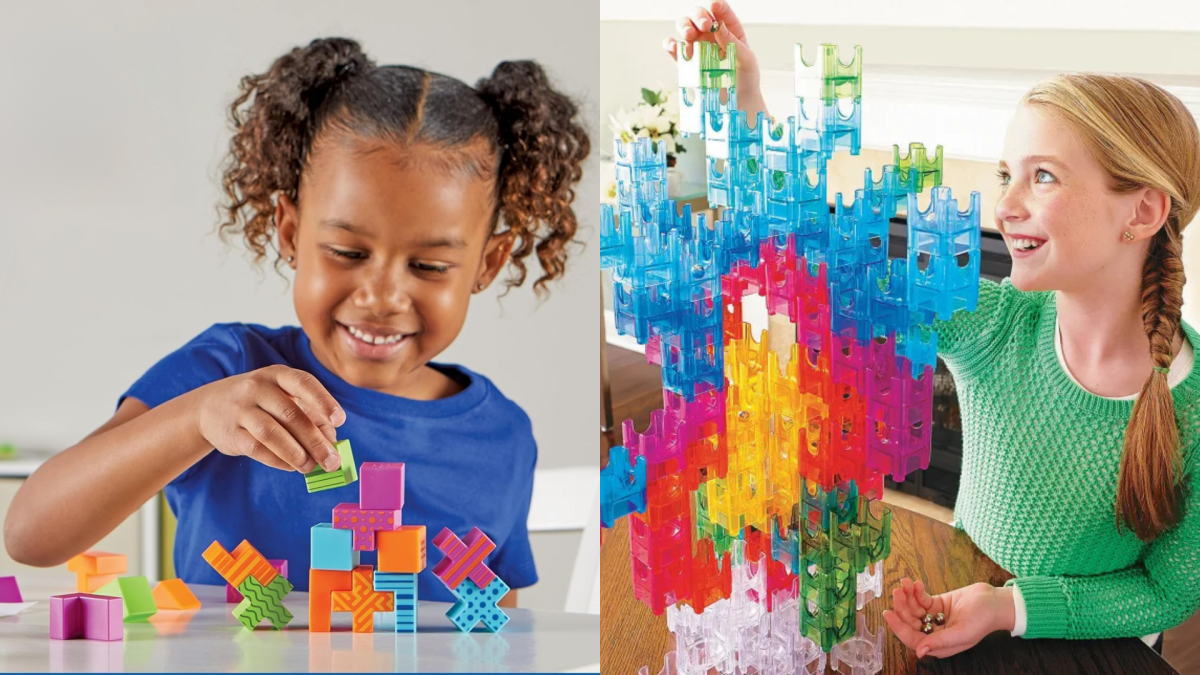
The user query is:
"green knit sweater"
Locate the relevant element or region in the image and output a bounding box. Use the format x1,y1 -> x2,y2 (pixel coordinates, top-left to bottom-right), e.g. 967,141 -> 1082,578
932,277 -> 1200,640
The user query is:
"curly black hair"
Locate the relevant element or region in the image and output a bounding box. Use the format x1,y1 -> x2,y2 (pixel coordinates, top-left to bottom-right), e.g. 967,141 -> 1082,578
217,37 -> 590,296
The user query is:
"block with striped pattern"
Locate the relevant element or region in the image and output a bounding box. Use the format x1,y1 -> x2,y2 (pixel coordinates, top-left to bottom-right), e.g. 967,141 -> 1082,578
375,572 -> 419,633
202,540 -> 278,589
232,575 -> 294,630
330,565 -> 393,633
304,439 -> 359,493
432,527 -> 496,591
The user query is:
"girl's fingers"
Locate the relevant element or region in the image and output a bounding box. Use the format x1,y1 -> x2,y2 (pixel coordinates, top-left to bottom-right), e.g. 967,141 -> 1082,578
709,0 -> 748,42
891,588 -> 923,630
913,580 -> 933,612
883,609 -> 926,649
900,579 -> 927,625
271,366 -> 344,428
676,16 -> 701,43
917,623 -> 970,659
292,396 -> 339,445
242,409 -> 315,473
231,428 -> 295,472
258,390 -> 338,471
689,5 -> 716,33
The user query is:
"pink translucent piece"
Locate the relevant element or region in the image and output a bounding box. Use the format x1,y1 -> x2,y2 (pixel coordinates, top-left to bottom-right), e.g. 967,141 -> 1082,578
360,461 -> 405,511
49,593 -> 123,641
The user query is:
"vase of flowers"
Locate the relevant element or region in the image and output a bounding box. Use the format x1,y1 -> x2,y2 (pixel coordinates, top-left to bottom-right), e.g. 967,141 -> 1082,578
609,87 -> 687,194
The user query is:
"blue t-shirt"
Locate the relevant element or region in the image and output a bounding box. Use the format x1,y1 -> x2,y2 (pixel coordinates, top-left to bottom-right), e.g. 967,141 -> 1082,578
119,323 -> 538,602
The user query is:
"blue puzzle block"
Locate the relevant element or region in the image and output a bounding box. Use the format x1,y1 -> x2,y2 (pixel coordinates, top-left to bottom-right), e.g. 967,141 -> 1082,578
601,446 -> 647,528
310,523 -> 359,571
375,572 -> 418,633
446,577 -> 510,633
906,187 -> 982,321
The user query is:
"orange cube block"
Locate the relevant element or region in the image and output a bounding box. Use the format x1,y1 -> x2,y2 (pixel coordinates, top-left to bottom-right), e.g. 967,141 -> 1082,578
66,551 -> 127,592
152,578 -> 201,610
308,569 -> 353,632
376,526 -> 427,573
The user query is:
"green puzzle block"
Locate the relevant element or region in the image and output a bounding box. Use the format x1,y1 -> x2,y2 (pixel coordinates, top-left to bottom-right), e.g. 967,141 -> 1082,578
678,41 -> 736,90
232,574 -> 294,630
304,439 -> 358,493
96,576 -> 157,622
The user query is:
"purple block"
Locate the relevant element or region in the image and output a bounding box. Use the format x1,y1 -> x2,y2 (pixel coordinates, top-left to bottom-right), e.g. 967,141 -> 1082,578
49,593 -> 123,641
225,559 -> 288,603
360,462 -> 405,510
0,575 -> 21,602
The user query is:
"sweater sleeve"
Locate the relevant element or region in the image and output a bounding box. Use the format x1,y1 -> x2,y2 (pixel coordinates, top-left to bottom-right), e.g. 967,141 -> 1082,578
1003,463 -> 1200,639
931,278 -> 1030,373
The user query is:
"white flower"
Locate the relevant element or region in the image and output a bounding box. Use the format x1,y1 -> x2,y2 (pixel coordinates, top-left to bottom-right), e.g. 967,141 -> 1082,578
661,134 -> 678,155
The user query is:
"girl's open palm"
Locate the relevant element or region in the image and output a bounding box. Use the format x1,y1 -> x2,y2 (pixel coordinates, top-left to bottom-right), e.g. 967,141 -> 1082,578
883,579 -> 1016,659
195,365 -> 345,474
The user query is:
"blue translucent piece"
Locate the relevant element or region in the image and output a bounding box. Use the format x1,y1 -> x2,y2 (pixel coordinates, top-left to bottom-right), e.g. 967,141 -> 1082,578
600,445 -> 647,529
906,187 -> 982,321
829,262 -> 877,345
771,518 -> 800,575
796,97 -> 862,158
446,577 -> 510,633
659,323 -> 725,400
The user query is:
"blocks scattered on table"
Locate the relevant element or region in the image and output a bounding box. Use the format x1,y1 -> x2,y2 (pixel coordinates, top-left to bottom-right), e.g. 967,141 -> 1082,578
151,579 -> 200,610
95,576 -> 156,622
227,559 -> 287,603
311,524 -> 360,571
304,439 -> 359,493
332,503 -> 401,551
445,577 -> 510,633
0,575 -> 21,602
66,551 -> 127,593
377,525 -> 427,574
232,574 -> 294,630
50,593 -> 123,641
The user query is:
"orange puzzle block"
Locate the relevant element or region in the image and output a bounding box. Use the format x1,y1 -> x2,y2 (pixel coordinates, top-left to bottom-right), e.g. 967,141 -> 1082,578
308,569 -> 353,632
66,551 -> 127,592
202,540 -> 278,589
376,526 -> 427,574
152,579 -> 201,610
330,565 -> 393,633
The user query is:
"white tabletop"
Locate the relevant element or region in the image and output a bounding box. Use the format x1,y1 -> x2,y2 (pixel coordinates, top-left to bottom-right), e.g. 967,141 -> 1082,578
0,576 -> 600,672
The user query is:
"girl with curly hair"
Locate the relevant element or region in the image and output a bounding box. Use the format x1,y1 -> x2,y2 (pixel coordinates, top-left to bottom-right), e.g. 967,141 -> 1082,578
5,37 -> 590,605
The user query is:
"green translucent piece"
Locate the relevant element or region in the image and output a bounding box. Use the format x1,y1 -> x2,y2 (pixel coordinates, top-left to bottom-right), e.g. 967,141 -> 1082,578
692,489 -> 736,558
97,576 -> 157,622
0,443 -> 15,458
795,44 -> 862,101
678,41 -> 736,90
304,438 -> 358,493
894,142 -> 944,193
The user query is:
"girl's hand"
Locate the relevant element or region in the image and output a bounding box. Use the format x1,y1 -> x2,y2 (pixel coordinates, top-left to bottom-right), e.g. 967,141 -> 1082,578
883,578 -> 1017,659
662,2 -> 767,118
195,365 -> 346,474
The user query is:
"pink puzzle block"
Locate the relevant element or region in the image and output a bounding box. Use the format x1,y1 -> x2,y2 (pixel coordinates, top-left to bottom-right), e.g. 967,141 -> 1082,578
50,593 -> 123,641
432,527 -> 496,591
0,575 -> 21,602
332,503 -> 402,551
360,462 -> 405,510
225,559 -> 288,603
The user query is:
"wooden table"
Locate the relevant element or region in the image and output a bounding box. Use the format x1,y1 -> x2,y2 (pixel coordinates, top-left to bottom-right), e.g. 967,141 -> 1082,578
600,503 -> 1177,675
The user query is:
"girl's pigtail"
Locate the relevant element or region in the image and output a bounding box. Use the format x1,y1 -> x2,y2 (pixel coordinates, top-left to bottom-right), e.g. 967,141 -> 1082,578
217,37 -> 373,269
476,61 -> 590,297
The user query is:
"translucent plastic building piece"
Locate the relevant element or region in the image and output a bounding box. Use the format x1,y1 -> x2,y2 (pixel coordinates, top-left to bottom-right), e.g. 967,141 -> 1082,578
906,186 -> 982,321
830,612 -> 884,675
796,97 -> 862,159
638,651 -> 680,675
855,560 -> 883,611
678,41 -> 737,91
794,44 -> 863,101
600,445 -> 647,528
894,143 -> 944,194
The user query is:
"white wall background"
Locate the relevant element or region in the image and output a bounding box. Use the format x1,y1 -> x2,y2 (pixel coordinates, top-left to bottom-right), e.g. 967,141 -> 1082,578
0,0 -> 599,611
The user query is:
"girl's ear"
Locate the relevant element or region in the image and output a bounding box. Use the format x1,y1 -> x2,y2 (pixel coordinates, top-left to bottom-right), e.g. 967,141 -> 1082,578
1126,186 -> 1172,241
276,193 -> 300,267
474,229 -> 518,293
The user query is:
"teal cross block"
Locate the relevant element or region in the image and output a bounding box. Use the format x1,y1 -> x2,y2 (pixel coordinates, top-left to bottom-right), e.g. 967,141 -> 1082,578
445,577 -> 509,632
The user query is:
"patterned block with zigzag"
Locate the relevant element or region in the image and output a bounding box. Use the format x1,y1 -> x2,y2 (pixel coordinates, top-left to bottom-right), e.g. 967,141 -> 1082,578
232,575 -> 293,630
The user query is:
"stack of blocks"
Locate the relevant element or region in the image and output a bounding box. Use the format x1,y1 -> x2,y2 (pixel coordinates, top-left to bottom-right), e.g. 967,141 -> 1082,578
203,539 -> 294,630
310,457 -> 427,633
600,40 -> 982,669
66,551 -> 127,593
433,527 -> 510,632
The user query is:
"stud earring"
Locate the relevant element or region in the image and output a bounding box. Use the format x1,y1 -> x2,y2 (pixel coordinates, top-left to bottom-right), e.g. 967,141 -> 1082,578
286,255 -> 295,263
1122,231 -> 1134,241
476,282 -> 485,291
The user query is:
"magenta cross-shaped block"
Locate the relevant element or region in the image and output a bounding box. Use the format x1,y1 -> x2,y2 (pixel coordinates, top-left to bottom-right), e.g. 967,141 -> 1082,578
432,527 -> 496,591
50,593 -> 123,641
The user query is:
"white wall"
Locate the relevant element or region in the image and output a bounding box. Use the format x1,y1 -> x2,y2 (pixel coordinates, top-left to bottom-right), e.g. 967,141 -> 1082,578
0,0 -> 599,611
